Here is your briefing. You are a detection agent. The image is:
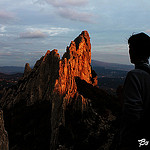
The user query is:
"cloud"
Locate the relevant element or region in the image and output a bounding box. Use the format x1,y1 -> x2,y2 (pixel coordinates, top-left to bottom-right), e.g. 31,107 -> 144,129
0,10 -> 16,23
0,52 -> 13,56
20,30 -> 47,38
37,0 -> 88,7
44,0 -> 88,7
41,27 -> 72,36
93,44 -> 128,55
0,25 -> 6,32
19,27 -> 71,38
36,0 -> 93,23
58,8 -> 93,23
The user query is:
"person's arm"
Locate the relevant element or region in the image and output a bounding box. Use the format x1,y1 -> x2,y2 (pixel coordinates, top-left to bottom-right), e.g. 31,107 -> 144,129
120,71 -> 143,148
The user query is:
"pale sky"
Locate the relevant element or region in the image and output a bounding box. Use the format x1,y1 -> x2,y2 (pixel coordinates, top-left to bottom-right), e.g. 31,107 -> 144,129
0,0 -> 150,66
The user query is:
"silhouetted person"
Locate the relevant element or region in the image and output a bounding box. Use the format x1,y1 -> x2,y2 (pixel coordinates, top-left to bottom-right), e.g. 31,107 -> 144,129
119,33 -> 150,150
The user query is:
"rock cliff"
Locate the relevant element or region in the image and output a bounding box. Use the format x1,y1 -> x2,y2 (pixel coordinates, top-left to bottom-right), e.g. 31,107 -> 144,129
0,110 -> 9,150
0,31 -> 119,150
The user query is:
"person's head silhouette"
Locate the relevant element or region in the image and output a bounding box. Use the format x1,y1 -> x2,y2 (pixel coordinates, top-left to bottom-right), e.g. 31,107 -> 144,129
128,32 -> 150,64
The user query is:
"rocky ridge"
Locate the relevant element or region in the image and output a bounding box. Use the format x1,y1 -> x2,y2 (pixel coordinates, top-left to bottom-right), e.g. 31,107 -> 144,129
0,31 -> 120,150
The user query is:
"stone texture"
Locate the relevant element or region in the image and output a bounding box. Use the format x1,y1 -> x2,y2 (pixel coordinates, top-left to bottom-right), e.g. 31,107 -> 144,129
0,110 -> 9,150
53,31 -> 97,107
0,31 -> 98,150
0,31 -> 119,150
50,31 -> 98,149
1,49 -> 60,108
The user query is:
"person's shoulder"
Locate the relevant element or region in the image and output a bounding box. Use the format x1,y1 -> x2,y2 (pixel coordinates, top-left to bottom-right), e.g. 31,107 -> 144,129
129,68 -> 149,73
128,69 -> 141,74
127,69 -> 149,77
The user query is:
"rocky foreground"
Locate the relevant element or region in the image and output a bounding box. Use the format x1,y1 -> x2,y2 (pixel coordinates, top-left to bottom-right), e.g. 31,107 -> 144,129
0,31 -> 121,150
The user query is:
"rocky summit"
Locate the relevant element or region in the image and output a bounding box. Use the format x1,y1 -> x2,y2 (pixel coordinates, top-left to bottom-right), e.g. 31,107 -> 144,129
0,31 -> 120,150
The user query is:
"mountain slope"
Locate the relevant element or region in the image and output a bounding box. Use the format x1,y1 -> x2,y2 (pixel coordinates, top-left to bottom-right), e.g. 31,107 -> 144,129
0,31 -> 120,150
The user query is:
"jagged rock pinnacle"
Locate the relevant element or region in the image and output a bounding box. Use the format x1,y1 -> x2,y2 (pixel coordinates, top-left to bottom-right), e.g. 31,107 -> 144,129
43,50 -> 50,61
0,31 -> 98,150
23,63 -> 32,77
54,30 -> 95,100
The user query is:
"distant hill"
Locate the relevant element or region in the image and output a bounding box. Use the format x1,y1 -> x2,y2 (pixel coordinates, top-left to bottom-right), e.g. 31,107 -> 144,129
91,60 -> 133,90
91,60 -> 134,71
0,60 -> 133,74
0,66 -> 24,74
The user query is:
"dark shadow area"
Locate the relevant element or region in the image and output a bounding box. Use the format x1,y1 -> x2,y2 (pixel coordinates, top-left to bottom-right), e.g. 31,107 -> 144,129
75,76 -> 122,115
3,101 -> 51,150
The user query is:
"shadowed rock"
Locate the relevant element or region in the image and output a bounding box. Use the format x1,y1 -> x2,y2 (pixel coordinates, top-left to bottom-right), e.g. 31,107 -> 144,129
0,31 -> 119,150
0,110 -> 9,150
23,63 -> 32,77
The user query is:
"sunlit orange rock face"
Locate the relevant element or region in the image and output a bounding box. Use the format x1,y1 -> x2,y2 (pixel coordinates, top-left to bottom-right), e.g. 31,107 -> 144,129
1,31 -> 97,109
53,31 -> 97,105
49,31 -> 97,149
0,31 -> 98,150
